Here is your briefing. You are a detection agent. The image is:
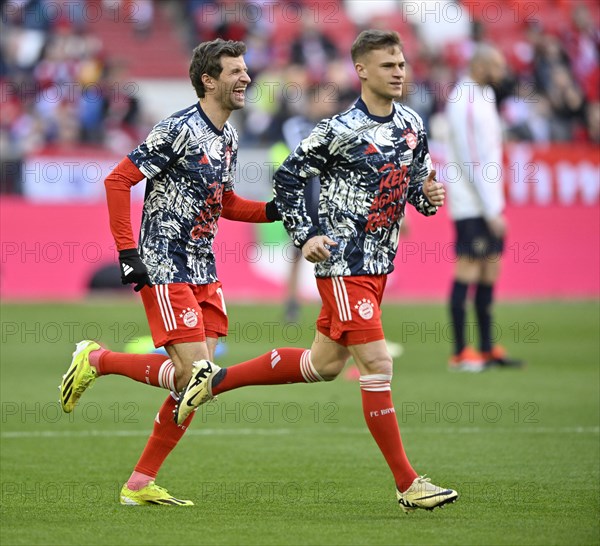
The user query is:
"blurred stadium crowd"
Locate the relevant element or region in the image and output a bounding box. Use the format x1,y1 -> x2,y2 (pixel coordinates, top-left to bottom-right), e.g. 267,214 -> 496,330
1,0 -> 599,194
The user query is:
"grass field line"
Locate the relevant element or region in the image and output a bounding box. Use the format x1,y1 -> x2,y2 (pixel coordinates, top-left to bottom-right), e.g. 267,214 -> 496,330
2,426 -> 598,439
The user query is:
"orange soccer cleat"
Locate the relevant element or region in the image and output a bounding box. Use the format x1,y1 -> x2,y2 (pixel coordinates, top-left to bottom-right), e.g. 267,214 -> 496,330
448,346 -> 486,372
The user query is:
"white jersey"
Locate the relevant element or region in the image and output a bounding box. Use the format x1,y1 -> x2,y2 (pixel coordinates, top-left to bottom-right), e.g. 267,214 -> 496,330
444,77 -> 504,220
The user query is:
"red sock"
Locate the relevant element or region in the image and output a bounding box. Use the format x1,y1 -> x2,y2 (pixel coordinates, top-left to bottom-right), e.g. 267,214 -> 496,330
212,348 -> 322,395
93,350 -> 175,391
133,393 -> 195,480
360,374 -> 418,492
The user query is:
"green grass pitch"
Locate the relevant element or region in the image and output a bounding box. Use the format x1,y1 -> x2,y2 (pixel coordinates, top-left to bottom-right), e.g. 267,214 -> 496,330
1,299 -> 598,545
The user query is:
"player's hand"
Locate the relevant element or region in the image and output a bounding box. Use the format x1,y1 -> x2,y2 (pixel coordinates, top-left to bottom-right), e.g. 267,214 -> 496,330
118,249 -> 153,292
486,215 -> 506,238
423,169 -> 445,207
302,235 -> 338,263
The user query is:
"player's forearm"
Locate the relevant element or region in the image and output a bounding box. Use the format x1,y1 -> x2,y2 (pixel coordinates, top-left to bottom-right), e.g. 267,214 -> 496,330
409,185 -> 438,216
275,200 -> 316,247
104,157 -> 144,251
277,201 -> 318,248
273,171 -> 316,247
407,166 -> 438,216
465,110 -> 504,217
469,164 -> 504,219
477,190 -> 504,220
220,190 -> 277,223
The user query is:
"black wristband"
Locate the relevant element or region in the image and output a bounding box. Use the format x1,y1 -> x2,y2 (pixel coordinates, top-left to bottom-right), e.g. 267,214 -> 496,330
265,200 -> 281,221
119,248 -> 140,259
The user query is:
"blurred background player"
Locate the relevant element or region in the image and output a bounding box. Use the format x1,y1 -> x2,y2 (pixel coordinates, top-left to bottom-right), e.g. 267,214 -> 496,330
176,30 -> 458,513
445,44 -> 524,372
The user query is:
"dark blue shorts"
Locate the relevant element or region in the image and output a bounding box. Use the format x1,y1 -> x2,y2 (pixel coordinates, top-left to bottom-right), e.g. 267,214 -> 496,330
454,217 -> 504,258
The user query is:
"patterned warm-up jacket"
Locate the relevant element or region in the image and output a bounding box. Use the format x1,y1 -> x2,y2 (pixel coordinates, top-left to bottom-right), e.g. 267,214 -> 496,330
128,103 -> 237,285
274,98 -> 437,278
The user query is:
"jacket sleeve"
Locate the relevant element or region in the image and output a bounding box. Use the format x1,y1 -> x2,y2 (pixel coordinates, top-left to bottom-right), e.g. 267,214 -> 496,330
104,157 -> 145,251
407,118 -> 438,217
128,117 -> 187,179
221,190 -> 269,223
273,119 -> 332,247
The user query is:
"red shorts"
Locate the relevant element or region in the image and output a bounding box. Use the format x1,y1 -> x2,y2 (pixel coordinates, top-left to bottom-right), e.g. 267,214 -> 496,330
315,275 -> 387,347
140,282 -> 228,348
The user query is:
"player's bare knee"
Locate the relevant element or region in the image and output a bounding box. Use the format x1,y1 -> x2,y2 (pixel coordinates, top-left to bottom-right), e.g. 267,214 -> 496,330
319,367 -> 341,382
313,359 -> 345,381
173,365 -> 192,391
360,354 -> 393,376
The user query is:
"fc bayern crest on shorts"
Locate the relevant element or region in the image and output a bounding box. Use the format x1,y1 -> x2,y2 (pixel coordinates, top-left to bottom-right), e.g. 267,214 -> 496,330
355,298 -> 375,320
180,307 -> 199,328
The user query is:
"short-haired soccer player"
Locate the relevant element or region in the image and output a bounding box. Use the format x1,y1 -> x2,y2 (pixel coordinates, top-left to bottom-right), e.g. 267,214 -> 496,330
59,39 -> 282,505
176,30 -> 458,513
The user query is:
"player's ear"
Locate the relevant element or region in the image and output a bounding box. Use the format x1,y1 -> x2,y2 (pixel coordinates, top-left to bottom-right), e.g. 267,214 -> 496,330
202,73 -> 215,92
355,62 -> 367,80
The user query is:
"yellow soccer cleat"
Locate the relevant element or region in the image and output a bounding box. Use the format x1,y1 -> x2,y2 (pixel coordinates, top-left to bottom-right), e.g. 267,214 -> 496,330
60,340 -> 100,413
396,476 -> 458,513
120,481 -> 194,506
174,359 -> 221,425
